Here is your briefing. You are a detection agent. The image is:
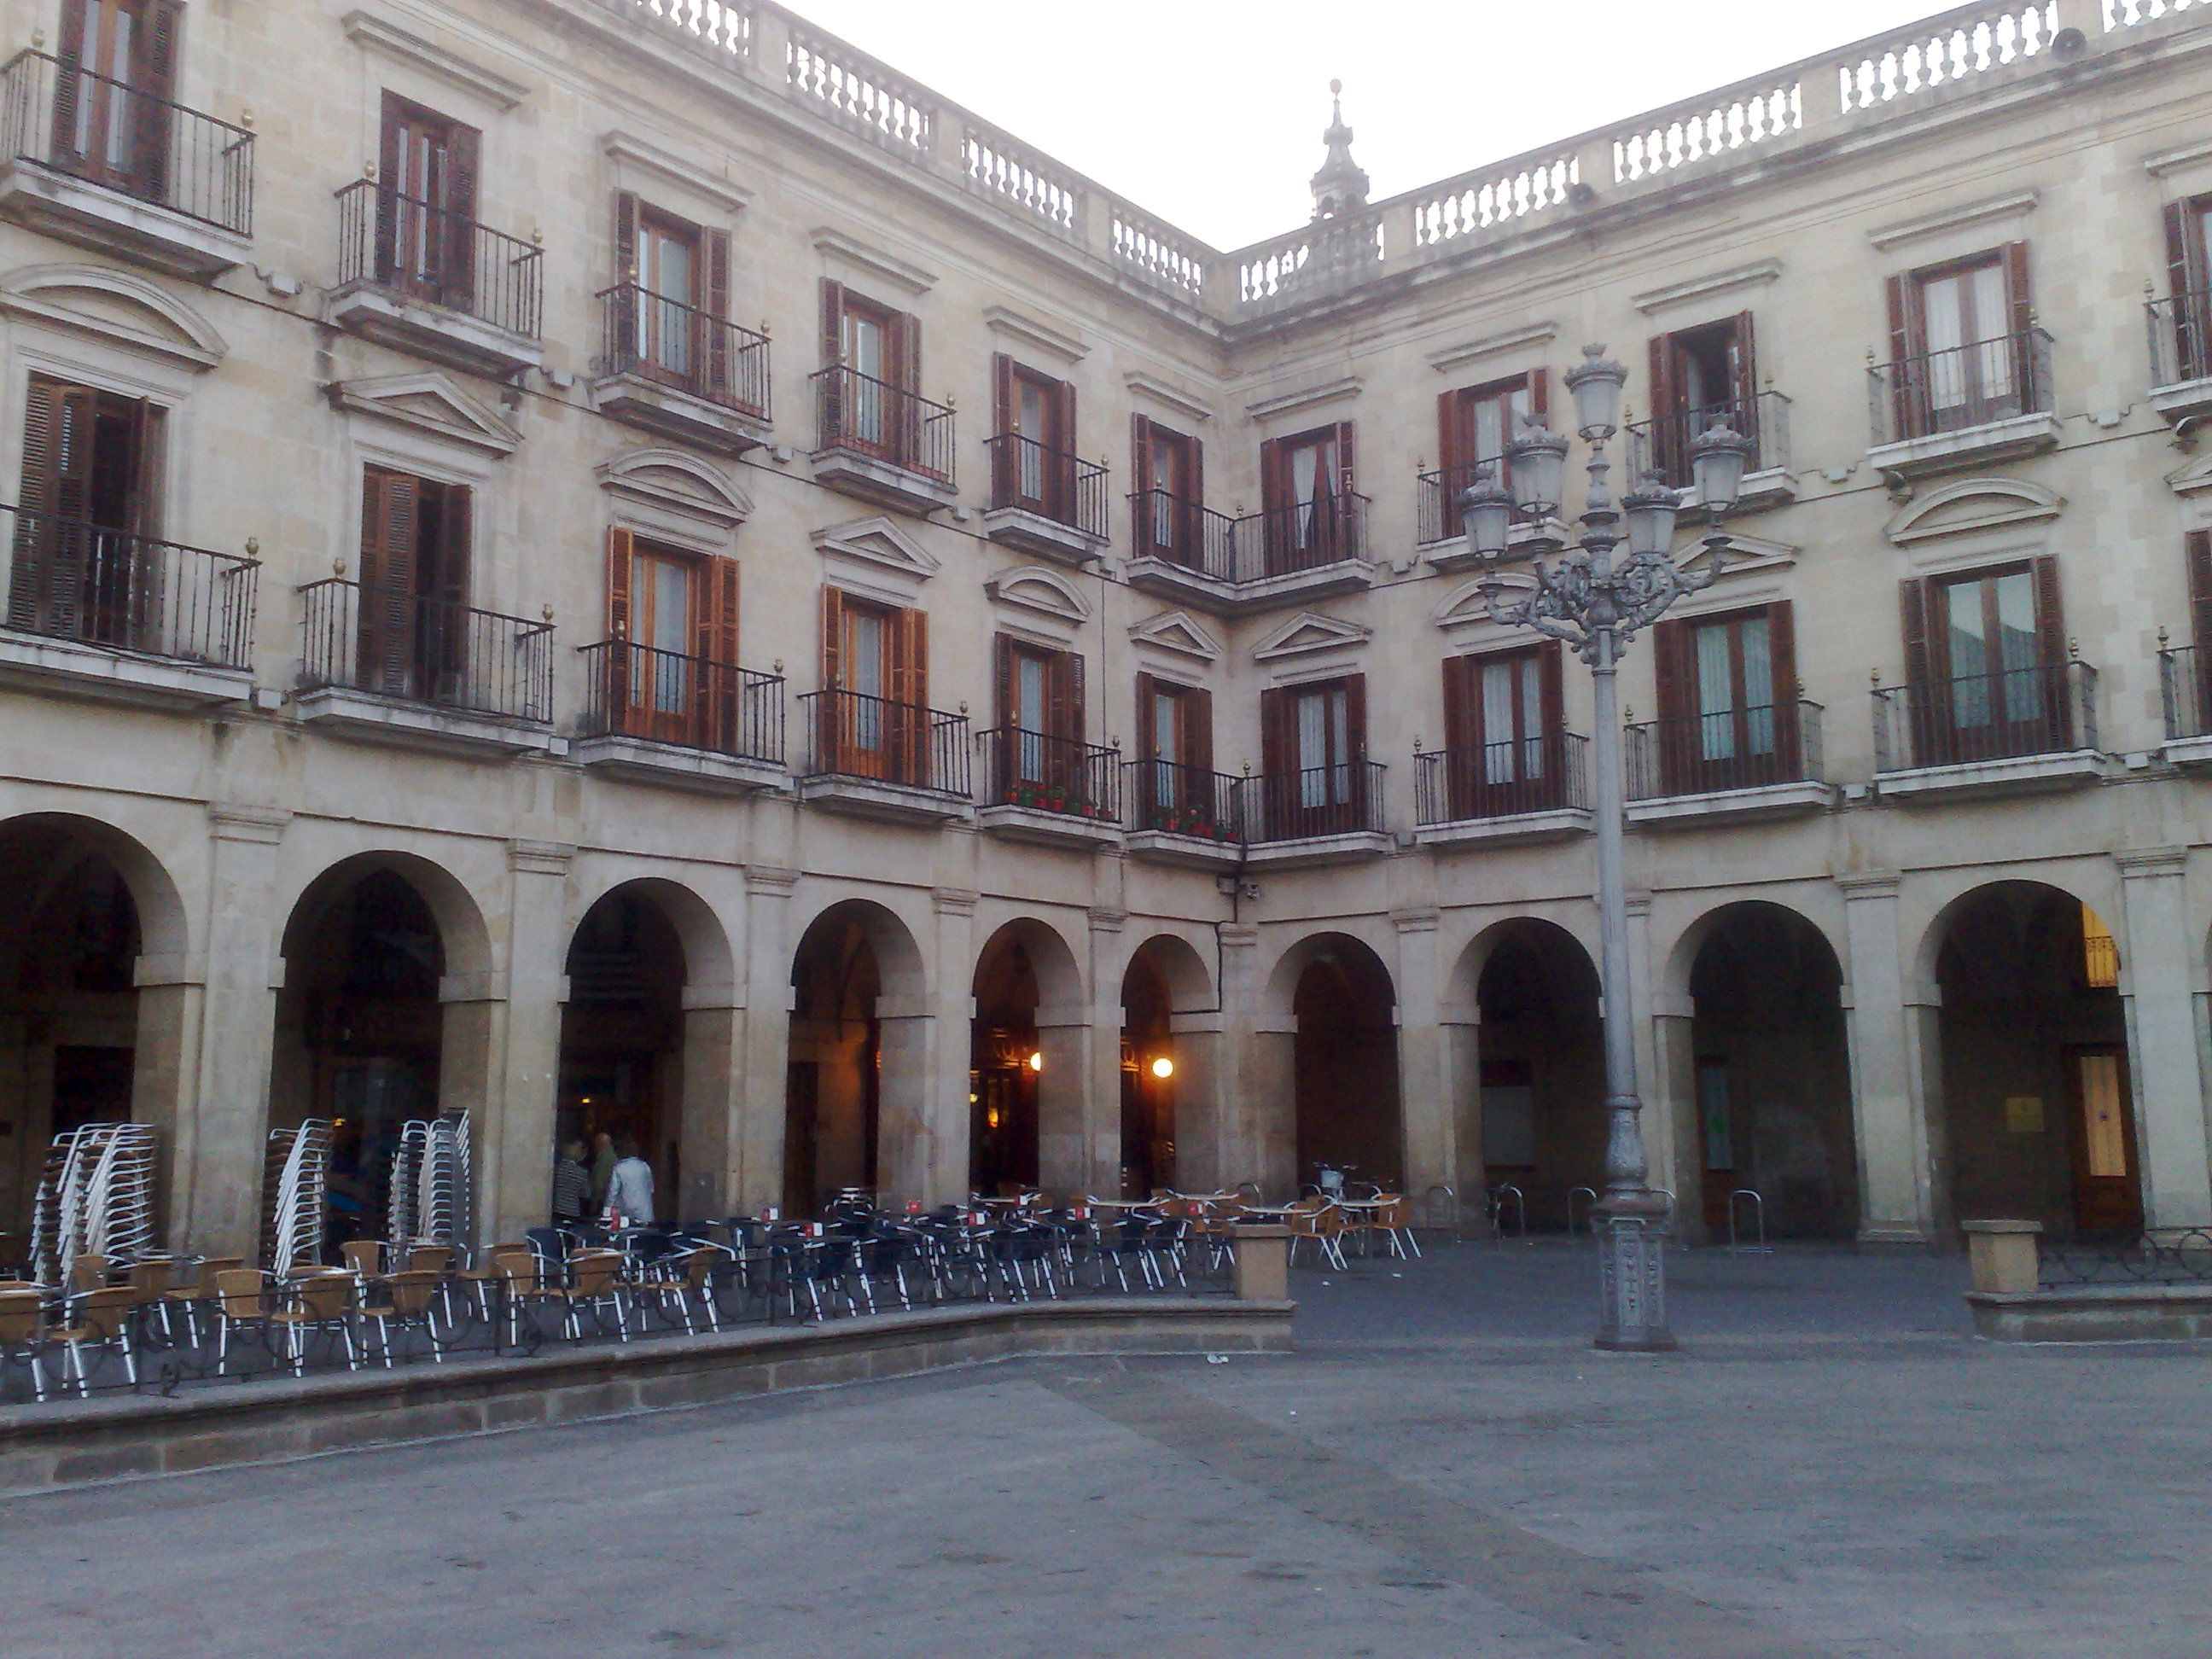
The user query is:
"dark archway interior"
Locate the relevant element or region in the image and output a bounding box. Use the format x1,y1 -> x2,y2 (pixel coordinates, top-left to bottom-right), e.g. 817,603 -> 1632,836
1938,882 -> 2133,1237
1293,940 -> 1400,1190
970,933 -> 1040,1197
1120,950 -> 1176,1197
1689,905 -> 1857,1239
1476,923 -> 1603,1231
0,822 -> 143,1244
559,889 -> 688,1220
271,866 -> 446,1250
787,911 -> 883,1214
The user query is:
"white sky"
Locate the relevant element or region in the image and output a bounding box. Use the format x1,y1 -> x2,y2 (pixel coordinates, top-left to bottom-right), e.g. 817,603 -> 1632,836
784,0 -> 1966,249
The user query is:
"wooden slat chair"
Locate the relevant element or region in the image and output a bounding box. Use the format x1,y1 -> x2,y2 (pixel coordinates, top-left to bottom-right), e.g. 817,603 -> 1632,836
341,1240 -> 385,1284
1371,1194 -> 1422,1260
547,1249 -> 631,1342
458,1245 -> 527,1326
53,1285 -> 137,1396
1287,1198 -> 1349,1272
405,1243 -> 452,1275
636,1247 -> 719,1335
492,1250 -> 563,1348
357,1268 -> 445,1368
0,1288 -> 53,1402
160,1256 -> 242,1347
268,1271 -> 359,1377
67,1254 -> 112,1294
212,1268 -> 275,1377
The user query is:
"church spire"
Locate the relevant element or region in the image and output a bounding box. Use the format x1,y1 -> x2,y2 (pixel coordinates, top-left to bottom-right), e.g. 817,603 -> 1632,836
1310,79 -> 1370,221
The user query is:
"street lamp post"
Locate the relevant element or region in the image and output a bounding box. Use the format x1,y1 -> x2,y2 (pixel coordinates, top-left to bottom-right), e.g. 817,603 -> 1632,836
1460,344 -> 1750,1352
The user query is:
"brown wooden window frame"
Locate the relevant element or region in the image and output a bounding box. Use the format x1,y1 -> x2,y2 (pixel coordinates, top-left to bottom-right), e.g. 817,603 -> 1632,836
1644,314 -> 1757,486
1435,371 -> 1545,539
991,356 -> 1078,522
1650,602 -> 1800,794
1440,641 -> 1566,818
1130,416 -> 1204,565
52,0 -> 182,200
1883,242 -> 2034,439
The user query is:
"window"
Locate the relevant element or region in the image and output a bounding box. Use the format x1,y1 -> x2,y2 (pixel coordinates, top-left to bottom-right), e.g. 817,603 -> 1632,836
2163,195 -> 2212,381
1441,643 -> 1563,815
54,0 -> 179,197
991,358 -> 1077,520
613,195 -> 731,393
7,374 -> 160,647
1260,674 -> 1368,834
2185,531 -> 2212,731
1644,315 -> 1755,485
1131,672 -> 1214,827
1435,372 -> 1541,538
819,281 -> 918,464
376,93 -> 480,311
1651,603 -> 1798,791
1131,416 -> 1204,564
819,587 -> 928,781
991,634 -> 1086,801
1900,559 -> 2067,762
1883,245 -> 2034,437
357,465 -> 472,704
1260,422 -> 1357,574
602,530 -> 739,747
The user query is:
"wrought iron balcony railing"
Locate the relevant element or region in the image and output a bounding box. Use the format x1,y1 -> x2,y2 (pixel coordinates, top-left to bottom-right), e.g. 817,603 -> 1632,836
800,687 -> 969,795
335,178 -> 544,340
1248,760 -> 1386,842
298,579 -> 553,723
1416,731 -> 1589,824
1127,489 -> 1237,574
2148,288 -> 2212,389
578,640 -> 783,764
595,283 -> 770,419
1626,701 -> 1824,798
985,435 -> 1109,537
976,726 -> 1121,819
1122,758 -> 1246,845
812,365 -> 955,484
1868,329 -> 2052,445
1873,663 -> 2097,771
1625,389 -> 1792,490
1241,493 -> 1369,580
3,504 -> 257,668
2161,643 -> 2209,742
0,48 -> 254,234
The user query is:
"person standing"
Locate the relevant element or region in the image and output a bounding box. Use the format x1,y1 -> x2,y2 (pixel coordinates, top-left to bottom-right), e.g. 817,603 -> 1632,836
589,1130 -> 616,1213
604,1137 -> 656,1227
551,1138 -> 591,1228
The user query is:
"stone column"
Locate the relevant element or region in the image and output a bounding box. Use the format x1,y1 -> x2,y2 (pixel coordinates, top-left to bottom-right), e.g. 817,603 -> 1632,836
165,804 -> 288,1258
678,990 -> 742,1222
1625,895 -> 1685,1206
1438,1000 -> 1485,1236
1648,994 -> 1703,1245
1840,873 -> 1942,1247
1216,925 -> 1282,1193
1074,908 -> 1130,1198
879,886 -> 971,1208
1392,906 -> 1448,1203
1167,1008 -> 1226,1192
735,866 -> 796,1214
2116,849 -> 2212,1234
479,839 -> 572,1246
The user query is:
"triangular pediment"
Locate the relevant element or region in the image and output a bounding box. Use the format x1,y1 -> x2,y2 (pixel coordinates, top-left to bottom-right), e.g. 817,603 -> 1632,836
0,263 -> 227,369
812,515 -> 940,579
1128,608 -> 1224,663
2169,448 -> 2212,497
596,448 -> 753,526
1680,531 -> 1801,578
329,372 -> 520,455
985,564 -> 1091,626
1884,476 -> 2063,543
1251,609 -> 1372,661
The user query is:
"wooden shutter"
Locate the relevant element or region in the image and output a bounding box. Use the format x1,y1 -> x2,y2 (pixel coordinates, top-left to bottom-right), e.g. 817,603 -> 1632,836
1260,686 -> 1291,779
614,191 -> 640,281
1051,648 -> 1085,742
1132,671 -> 1157,759
701,556 -> 742,748
604,528 -> 635,638
602,528 -> 635,728
1259,436 -> 1285,514
992,632 -> 1016,728
1646,334 -> 1683,480
890,307 -> 920,393
2002,242 -> 2034,335
1899,577 -> 1932,686
51,0 -> 89,158
818,280 -> 847,443
1767,600 -> 1800,771
2168,201 -> 2206,298
2187,531 -> 2212,655
702,226 -> 732,395
1650,617 -> 1690,724
442,119 -> 481,309
1732,311 -> 1759,441
10,378 -> 97,636
1187,686 -> 1214,777
2031,556 -> 2064,667
894,605 -> 930,783
1884,274 -> 1918,436
1333,422 -> 1358,495
1189,434 -> 1205,511
1538,639 -> 1566,729
1646,335 -> 1679,420
359,467 -> 422,696
1528,367 -> 1551,426
1441,655 -> 1475,754
134,0 -> 183,198
2168,201 -> 2212,379
1130,416 -> 1155,496
1053,378 -> 1080,521
991,354 -> 1016,504
819,585 -> 845,689
1437,391 -> 1468,476
1344,673 -> 1370,815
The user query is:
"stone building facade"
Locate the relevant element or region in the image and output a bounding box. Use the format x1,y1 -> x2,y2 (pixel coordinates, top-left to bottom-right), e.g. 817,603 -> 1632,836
3,0 -> 2210,1257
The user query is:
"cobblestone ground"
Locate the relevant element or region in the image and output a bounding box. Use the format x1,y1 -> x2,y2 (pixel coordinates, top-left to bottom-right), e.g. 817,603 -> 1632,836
4,1243 -> 2209,1658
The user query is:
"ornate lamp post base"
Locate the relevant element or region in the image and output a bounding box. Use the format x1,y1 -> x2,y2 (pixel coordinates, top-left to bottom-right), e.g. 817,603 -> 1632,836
1594,1208 -> 1677,1353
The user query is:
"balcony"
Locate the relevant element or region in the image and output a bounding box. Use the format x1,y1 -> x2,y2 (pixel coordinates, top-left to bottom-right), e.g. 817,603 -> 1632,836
981,436 -> 1109,567
588,285 -> 771,455
809,367 -> 958,515
572,642 -> 784,793
1625,703 -> 1834,827
0,505 -> 256,707
1866,330 -> 2058,483
796,688 -> 971,823
294,579 -> 557,755
329,180 -> 544,377
2158,643 -> 2212,770
1121,760 -> 1247,870
0,50 -> 253,278
1243,761 -> 1390,868
1122,492 -> 1372,616
975,728 -> 1122,849
1413,468 -> 1561,570
2145,290 -> 2212,426
1413,733 -> 1593,848
1625,390 -> 1796,515
1873,663 -> 2112,801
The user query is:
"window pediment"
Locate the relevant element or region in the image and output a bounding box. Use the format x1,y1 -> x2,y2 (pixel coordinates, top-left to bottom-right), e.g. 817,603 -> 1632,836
328,372 -> 520,456
0,264 -> 227,370
984,564 -> 1090,629
1128,608 -> 1223,663
595,448 -> 753,527
1884,476 -> 2063,543
814,515 -> 940,603
1252,609 -> 1371,661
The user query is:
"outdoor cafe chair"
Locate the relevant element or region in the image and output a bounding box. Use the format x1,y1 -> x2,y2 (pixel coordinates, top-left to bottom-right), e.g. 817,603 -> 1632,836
0,1288 -> 52,1402
457,1244 -> 526,1324
637,1247 -> 720,1335
269,1271 -> 360,1377
1287,1199 -> 1349,1272
493,1250 -> 563,1347
548,1249 -> 632,1342
404,1243 -> 452,1275
341,1240 -> 385,1284
67,1253 -> 111,1294
357,1269 -> 445,1367
1371,1194 -> 1423,1260
54,1284 -> 138,1396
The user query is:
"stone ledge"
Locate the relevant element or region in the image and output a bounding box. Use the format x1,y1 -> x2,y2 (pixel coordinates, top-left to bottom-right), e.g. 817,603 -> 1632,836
0,1299 -> 1291,1493
1966,1284 -> 2212,1343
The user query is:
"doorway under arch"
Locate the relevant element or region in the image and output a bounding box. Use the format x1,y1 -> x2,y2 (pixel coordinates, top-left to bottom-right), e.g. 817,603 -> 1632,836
1935,881 -> 2134,1236
1288,934 -> 1401,1192
1474,920 -> 1604,1231
786,905 -> 893,1214
970,928 -> 1043,1198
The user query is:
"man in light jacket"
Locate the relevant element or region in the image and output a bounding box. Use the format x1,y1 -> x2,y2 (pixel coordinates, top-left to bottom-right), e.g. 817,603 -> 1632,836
604,1136 -> 656,1226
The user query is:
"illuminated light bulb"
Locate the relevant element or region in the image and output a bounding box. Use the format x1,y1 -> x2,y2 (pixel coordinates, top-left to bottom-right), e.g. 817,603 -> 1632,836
1150,1057 -> 1175,1080
1027,1051 -> 1044,1072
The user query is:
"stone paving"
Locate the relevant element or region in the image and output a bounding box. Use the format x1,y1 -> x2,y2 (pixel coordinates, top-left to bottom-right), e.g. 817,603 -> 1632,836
3,1242 -> 2209,1657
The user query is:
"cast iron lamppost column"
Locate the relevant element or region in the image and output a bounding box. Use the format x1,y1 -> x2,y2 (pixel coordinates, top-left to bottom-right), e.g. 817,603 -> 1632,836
1459,345 -> 1750,1351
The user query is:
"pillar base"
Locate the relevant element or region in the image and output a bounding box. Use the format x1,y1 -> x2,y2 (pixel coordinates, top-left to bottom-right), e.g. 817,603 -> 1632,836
1594,1209 -> 1676,1353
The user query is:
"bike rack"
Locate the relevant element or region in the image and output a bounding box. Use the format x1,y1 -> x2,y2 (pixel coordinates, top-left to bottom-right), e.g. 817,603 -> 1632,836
1566,1185 -> 1598,1240
1728,1187 -> 1772,1254
1422,1183 -> 1457,1239
1487,1183 -> 1529,1246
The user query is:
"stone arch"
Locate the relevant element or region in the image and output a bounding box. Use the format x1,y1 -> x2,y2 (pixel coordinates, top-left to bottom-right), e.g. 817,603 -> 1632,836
1259,931 -> 1401,1194
0,810 -> 189,961
1119,933 -> 1217,1196
1125,931 -> 1214,1013
276,849 -> 494,985
1468,917 -> 1604,1232
568,872 -> 735,997
971,917 -> 1088,1199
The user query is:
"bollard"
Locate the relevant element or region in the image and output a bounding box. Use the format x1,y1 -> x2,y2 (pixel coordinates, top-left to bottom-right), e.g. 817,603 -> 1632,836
1231,1224 -> 1293,1301
1961,1219 -> 2042,1294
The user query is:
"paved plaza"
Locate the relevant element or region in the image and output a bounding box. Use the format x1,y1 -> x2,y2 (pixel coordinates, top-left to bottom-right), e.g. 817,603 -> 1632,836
3,1244 -> 2209,1658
